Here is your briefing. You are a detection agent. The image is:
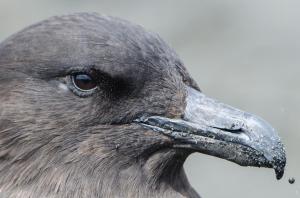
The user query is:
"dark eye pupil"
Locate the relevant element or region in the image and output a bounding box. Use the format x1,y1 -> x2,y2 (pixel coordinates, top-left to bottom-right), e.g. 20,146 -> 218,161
72,74 -> 97,91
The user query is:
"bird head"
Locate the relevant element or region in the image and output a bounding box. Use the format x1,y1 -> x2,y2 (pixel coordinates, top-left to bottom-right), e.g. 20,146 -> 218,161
0,13 -> 286,198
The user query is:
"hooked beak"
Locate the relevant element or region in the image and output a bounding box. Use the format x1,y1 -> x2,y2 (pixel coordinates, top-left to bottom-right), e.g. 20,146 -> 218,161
135,86 -> 286,180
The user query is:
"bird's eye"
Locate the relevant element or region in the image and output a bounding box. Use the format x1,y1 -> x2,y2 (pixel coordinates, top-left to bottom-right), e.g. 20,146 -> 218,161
68,73 -> 98,97
72,74 -> 97,91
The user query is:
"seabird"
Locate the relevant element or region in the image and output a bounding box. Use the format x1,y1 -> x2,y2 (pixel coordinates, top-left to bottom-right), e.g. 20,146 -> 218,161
0,13 -> 286,198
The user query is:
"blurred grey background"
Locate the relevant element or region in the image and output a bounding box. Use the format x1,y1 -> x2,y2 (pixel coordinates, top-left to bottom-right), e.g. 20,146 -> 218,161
0,0 -> 299,197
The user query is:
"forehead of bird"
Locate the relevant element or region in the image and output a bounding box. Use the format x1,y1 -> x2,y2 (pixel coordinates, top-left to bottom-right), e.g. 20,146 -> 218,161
0,13 -> 182,82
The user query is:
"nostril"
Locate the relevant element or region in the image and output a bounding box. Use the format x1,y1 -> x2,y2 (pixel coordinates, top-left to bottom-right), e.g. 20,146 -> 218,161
211,126 -> 244,134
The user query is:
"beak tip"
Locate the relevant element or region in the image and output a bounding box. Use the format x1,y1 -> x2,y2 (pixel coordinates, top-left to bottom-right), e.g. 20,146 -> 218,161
244,115 -> 287,180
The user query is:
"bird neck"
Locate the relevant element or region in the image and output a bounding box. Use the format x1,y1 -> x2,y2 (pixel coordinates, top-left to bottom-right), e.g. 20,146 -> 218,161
90,148 -> 199,198
0,148 -> 199,198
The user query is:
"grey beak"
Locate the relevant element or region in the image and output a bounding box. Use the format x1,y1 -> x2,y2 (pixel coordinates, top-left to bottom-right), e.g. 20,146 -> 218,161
136,86 -> 286,180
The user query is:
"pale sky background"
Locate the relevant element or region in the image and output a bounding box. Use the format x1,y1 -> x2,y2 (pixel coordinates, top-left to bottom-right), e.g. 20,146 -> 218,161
0,1 -> 299,197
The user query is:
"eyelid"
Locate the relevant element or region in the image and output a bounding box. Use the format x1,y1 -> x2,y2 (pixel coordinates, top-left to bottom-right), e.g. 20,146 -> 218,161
67,65 -> 95,74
